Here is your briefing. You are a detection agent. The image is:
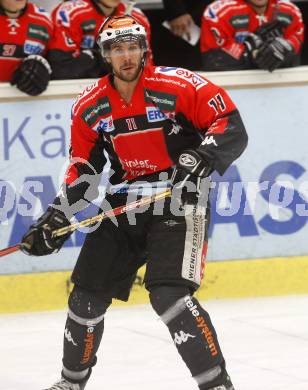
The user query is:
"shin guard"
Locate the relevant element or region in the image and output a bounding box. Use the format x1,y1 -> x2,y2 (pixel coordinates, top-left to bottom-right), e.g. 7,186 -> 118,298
62,286 -> 112,382
150,286 -> 233,389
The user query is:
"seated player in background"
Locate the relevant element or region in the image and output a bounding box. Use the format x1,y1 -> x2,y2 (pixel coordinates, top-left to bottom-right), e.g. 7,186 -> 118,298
200,0 -> 304,71
0,0 -> 53,95
160,0 -> 212,70
162,0 -> 211,40
48,0 -> 153,79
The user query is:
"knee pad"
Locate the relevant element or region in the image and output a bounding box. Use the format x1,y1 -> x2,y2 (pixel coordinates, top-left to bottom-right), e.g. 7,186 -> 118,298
68,285 -> 112,319
149,285 -> 191,316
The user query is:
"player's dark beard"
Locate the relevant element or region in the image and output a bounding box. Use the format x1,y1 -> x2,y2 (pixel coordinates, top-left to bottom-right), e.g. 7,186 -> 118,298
113,61 -> 143,82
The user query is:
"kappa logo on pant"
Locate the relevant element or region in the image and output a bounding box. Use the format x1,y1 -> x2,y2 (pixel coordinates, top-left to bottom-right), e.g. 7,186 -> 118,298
173,330 -> 196,345
64,328 -> 78,346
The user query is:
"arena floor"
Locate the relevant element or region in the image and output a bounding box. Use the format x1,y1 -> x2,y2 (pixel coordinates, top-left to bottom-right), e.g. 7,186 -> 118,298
1,295 -> 308,390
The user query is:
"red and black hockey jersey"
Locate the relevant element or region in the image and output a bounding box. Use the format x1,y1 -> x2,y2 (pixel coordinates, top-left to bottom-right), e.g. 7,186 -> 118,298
0,3 -> 53,82
48,0 -> 153,79
62,65 -> 247,204
200,0 -> 304,70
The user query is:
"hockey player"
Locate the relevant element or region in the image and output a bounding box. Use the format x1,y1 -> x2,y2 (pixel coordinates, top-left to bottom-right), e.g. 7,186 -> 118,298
21,14 -> 248,390
200,0 -> 304,71
0,0 -> 53,95
48,0 -> 153,79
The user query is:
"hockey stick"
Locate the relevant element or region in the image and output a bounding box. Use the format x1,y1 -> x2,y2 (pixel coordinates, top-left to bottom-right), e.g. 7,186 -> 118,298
0,189 -> 172,258
0,244 -> 22,257
53,188 -> 171,237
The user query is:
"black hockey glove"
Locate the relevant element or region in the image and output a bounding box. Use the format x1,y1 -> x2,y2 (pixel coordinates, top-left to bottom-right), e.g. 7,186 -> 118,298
21,207 -> 71,256
11,54 -> 52,96
243,33 -> 263,60
255,20 -> 284,42
171,149 -> 212,205
255,37 -> 294,72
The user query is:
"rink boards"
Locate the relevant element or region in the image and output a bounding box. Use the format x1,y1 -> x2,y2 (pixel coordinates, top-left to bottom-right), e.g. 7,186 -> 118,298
0,256 -> 308,313
1,69 -> 308,312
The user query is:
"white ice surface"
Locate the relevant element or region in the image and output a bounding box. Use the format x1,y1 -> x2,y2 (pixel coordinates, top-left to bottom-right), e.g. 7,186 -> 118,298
1,295 -> 308,390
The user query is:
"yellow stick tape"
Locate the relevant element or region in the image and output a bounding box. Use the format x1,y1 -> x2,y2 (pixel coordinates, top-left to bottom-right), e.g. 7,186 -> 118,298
0,256 -> 308,313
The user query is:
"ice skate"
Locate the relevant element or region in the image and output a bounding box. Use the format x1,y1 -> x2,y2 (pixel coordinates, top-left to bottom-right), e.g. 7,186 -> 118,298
208,381 -> 234,390
207,371 -> 234,390
43,377 -> 87,390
